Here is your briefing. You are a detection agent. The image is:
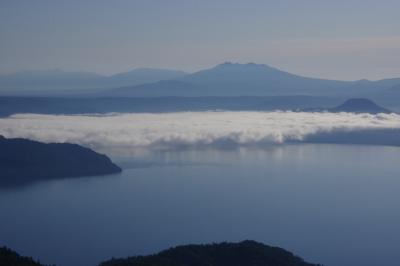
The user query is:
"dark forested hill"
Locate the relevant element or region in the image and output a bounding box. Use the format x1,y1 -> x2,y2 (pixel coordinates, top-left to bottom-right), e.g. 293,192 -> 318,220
99,240 -> 321,266
0,136 -> 121,187
0,247 -> 47,266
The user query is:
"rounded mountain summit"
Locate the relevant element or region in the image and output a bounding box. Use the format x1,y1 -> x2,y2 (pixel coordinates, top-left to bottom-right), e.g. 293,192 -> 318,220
331,98 -> 393,114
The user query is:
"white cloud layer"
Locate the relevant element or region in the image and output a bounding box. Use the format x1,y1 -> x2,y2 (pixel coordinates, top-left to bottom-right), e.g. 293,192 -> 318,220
0,112 -> 400,150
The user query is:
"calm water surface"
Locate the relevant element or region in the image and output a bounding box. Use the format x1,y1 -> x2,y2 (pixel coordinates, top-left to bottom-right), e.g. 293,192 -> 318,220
1,144 -> 400,266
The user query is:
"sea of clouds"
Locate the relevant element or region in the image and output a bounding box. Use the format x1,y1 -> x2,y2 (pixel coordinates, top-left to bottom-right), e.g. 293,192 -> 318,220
0,111 -> 400,150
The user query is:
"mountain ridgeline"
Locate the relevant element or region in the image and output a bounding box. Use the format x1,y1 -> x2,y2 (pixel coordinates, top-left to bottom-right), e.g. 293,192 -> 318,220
0,68 -> 187,93
1,63 -> 400,102
99,240 -> 320,266
102,62 -> 400,99
0,136 -> 121,187
1,241 -> 320,266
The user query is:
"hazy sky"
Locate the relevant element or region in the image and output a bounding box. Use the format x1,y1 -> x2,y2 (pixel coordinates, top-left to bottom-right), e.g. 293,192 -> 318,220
1,0 -> 399,80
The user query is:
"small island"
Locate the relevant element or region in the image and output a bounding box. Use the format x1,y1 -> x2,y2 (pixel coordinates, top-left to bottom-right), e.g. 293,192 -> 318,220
99,240 -> 320,266
330,98 -> 392,114
0,136 -> 121,187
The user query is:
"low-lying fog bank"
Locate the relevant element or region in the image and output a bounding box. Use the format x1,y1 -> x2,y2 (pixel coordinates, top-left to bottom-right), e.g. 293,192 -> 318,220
0,111 -> 399,151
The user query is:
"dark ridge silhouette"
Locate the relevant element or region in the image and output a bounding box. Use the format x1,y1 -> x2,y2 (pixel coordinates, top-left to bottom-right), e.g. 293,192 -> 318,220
330,98 -> 392,114
0,136 -> 121,187
99,240 -> 321,266
0,246 -> 48,266
0,96 -> 344,117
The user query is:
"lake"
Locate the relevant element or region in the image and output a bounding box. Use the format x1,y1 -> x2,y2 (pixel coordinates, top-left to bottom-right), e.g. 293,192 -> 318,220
1,144 -> 400,266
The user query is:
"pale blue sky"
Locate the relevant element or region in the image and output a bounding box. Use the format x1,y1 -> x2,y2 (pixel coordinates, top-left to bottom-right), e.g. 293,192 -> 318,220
1,0 -> 399,80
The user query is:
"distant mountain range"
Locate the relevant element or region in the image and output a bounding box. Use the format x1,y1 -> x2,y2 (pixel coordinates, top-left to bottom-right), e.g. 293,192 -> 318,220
0,68 -> 187,93
102,62 -> 400,98
1,62 -> 400,108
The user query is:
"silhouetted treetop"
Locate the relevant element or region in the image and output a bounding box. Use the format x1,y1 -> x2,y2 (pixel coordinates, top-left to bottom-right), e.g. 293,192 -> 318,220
99,240 -> 321,266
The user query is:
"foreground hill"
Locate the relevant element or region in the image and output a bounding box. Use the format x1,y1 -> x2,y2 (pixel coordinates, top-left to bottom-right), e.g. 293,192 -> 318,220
0,136 -> 121,187
330,98 -> 392,114
0,247 -> 46,266
99,240 -> 320,266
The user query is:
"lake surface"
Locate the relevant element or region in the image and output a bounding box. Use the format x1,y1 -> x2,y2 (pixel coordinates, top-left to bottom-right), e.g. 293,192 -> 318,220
1,144 -> 400,266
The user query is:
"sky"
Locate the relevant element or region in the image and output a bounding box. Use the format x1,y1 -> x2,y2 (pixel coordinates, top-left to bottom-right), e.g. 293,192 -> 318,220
0,0 -> 399,80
